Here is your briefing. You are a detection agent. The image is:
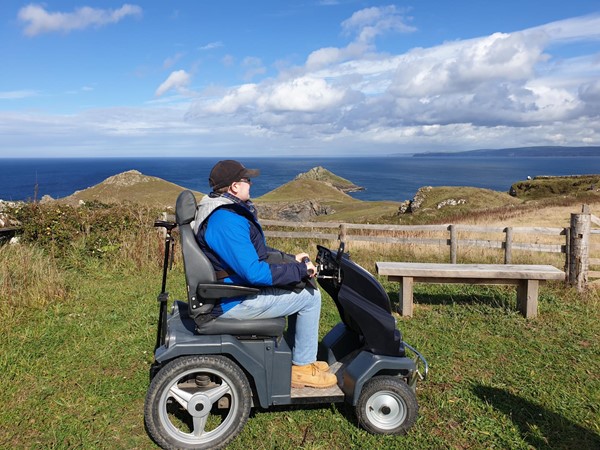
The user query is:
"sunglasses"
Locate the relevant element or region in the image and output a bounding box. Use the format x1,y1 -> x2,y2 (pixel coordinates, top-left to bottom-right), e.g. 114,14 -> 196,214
237,178 -> 252,184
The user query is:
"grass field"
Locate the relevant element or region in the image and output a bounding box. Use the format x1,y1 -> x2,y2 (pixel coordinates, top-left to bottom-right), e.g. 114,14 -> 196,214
1,227 -> 599,449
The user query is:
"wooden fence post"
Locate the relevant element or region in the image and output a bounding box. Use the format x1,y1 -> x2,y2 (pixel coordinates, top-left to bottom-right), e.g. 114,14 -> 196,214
338,223 -> 347,244
504,227 -> 513,264
568,205 -> 591,291
564,227 -> 571,280
449,225 -> 457,263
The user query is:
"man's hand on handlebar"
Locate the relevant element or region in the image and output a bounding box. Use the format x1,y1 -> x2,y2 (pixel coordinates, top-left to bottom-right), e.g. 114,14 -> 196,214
295,252 -> 317,278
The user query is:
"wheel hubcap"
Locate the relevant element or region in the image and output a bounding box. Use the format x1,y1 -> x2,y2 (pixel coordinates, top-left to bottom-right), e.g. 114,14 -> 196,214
365,390 -> 407,430
188,393 -> 212,418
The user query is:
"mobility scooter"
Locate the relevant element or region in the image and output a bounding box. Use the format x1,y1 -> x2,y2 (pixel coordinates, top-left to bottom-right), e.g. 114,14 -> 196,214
144,190 -> 428,449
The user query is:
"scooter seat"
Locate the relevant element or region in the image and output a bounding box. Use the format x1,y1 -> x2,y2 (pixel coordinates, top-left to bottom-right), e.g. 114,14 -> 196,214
175,300 -> 286,337
196,316 -> 286,337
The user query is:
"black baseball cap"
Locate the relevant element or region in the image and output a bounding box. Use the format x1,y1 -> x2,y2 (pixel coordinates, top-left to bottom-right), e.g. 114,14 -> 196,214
209,160 -> 260,190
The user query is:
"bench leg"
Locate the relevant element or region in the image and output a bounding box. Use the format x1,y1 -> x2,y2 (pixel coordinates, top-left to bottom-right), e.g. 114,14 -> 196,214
399,277 -> 414,317
517,279 -> 539,319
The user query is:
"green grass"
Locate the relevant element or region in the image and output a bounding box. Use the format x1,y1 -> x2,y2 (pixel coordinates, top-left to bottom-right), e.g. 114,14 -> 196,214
1,241 -> 599,449
511,175 -> 600,200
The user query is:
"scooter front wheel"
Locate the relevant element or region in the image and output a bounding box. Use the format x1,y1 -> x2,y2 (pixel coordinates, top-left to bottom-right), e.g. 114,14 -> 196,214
355,375 -> 418,435
144,355 -> 252,450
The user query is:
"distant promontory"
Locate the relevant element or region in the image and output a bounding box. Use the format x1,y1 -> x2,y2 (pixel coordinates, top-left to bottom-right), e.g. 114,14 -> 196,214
412,146 -> 600,158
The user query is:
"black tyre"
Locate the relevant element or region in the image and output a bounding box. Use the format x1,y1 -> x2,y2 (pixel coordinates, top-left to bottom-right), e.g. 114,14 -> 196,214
144,355 -> 252,450
355,376 -> 418,435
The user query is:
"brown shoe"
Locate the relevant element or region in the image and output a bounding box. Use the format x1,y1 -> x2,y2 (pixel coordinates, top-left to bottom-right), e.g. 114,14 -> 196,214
313,361 -> 330,371
291,363 -> 337,389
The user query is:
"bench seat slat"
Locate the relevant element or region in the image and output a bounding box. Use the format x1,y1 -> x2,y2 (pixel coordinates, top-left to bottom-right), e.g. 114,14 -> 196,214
376,262 -> 565,281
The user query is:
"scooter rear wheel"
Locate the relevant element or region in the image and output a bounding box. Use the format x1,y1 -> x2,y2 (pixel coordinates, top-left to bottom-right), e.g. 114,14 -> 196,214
355,375 -> 418,435
144,355 -> 251,450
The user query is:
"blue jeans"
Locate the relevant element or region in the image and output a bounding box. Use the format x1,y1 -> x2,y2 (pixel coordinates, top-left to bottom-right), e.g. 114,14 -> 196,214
219,286 -> 321,366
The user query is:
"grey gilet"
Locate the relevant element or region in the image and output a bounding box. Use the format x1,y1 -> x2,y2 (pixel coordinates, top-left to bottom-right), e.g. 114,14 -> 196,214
192,194 -> 235,235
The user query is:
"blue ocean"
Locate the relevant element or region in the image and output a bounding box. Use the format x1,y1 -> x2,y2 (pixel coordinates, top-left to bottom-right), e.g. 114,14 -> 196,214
1,156 -> 599,203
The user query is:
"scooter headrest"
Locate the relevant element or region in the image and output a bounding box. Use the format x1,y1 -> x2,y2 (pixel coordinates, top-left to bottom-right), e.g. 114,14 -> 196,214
175,190 -> 197,226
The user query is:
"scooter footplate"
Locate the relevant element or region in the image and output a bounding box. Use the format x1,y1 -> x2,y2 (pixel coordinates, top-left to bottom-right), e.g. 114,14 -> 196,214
290,384 -> 344,399
290,362 -> 345,403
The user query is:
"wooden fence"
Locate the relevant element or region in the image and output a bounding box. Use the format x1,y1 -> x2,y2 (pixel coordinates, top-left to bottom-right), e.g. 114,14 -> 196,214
2,206 -> 599,289
263,204 -> 600,291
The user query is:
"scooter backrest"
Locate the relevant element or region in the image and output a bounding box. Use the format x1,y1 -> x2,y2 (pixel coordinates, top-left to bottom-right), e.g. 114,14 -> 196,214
175,191 -> 217,307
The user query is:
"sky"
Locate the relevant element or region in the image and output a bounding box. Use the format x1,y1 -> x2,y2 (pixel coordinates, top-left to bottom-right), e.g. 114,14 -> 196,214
1,1 -> 600,158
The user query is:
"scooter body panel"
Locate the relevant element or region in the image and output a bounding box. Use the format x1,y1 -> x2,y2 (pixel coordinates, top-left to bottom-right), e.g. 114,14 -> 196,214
343,351 -> 417,405
153,301 -> 293,408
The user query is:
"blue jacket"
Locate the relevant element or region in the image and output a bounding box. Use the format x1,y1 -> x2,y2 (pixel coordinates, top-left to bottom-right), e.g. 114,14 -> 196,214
194,194 -> 308,313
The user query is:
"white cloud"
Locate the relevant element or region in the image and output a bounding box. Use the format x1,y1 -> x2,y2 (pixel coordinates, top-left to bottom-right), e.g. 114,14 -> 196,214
197,11 -> 597,153
4,8 -> 600,157
386,31 -> 548,100
155,70 -> 191,97
199,41 -> 224,51
0,89 -> 38,100
341,5 -> 416,43
18,3 -> 142,36
241,57 -> 267,80
222,54 -> 235,67
306,42 -> 369,70
305,5 -> 415,71
526,13 -> 600,42
197,76 -> 348,117
257,77 -> 347,112
203,84 -> 259,114
163,52 -> 186,70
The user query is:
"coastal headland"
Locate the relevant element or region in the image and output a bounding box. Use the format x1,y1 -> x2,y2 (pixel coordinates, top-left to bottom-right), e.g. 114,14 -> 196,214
7,166 -> 596,226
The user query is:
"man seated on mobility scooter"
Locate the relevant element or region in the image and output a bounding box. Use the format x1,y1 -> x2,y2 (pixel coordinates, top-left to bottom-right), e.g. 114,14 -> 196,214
145,170 -> 428,448
193,159 -> 336,389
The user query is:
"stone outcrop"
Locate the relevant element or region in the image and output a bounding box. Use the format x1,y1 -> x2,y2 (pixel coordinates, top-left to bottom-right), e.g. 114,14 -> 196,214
0,201 -> 21,228
258,200 -> 334,221
410,186 -> 432,212
398,187 -> 467,214
398,186 -> 432,214
437,198 -> 466,209
101,169 -> 150,186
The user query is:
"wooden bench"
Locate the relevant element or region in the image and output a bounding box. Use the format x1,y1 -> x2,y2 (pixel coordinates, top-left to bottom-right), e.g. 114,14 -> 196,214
376,262 -> 566,318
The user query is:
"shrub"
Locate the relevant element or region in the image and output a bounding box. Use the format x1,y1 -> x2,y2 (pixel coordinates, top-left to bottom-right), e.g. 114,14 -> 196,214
8,201 -> 165,267
0,243 -> 68,318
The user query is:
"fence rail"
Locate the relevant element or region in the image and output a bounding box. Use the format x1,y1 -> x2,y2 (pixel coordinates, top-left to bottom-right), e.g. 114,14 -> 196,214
263,221 -> 568,261
263,205 -> 600,290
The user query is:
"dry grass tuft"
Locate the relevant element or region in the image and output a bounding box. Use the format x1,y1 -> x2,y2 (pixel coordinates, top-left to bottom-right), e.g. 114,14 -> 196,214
0,244 -> 68,318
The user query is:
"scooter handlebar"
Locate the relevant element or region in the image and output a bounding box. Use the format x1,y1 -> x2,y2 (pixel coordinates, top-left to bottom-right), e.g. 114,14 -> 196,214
302,256 -> 315,276
154,220 -> 177,231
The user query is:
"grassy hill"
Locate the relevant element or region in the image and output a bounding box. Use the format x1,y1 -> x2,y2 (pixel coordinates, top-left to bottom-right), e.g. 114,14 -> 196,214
391,186 -> 522,224
510,174 -> 600,200
255,178 -> 400,222
60,170 -> 204,209
48,168 -> 600,225
257,178 -> 355,203
294,166 -> 363,193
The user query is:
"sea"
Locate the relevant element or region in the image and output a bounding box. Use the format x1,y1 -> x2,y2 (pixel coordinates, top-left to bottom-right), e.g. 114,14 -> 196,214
1,156 -> 599,203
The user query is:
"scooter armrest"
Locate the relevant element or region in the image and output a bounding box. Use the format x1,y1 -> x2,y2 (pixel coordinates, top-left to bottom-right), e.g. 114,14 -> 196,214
197,283 -> 259,299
